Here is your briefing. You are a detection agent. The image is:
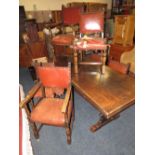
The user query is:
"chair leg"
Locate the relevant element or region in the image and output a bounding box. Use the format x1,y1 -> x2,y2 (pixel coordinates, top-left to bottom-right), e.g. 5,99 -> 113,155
70,109 -> 75,131
65,127 -> 71,144
72,104 -> 75,122
30,122 -> 39,139
73,50 -> 78,74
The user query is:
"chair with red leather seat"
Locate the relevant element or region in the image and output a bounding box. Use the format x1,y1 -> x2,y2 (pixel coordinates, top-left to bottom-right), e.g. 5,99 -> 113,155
19,63 -> 74,144
52,6 -> 81,57
72,12 -> 110,74
87,54 -> 130,74
108,59 -> 130,74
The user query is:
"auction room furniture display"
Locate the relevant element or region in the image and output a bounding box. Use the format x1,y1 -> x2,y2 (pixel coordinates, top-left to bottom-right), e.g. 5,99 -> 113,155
72,12 -> 110,74
19,64 -> 74,144
109,15 -> 135,61
72,65 -> 135,132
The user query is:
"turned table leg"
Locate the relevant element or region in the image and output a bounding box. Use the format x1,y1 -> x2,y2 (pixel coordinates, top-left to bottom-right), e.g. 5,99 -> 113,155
73,50 -> 78,74
101,50 -> 107,74
90,114 -> 120,132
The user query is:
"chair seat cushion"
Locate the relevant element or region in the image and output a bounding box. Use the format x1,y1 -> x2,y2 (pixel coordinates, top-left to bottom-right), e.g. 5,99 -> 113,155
30,98 -> 65,126
73,38 -> 109,50
52,34 -> 74,46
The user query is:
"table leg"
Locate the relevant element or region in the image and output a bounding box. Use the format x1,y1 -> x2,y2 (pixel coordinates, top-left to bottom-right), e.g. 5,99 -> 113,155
90,114 -> 120,132
100,50 -> 105,74
73,50 -> 78,74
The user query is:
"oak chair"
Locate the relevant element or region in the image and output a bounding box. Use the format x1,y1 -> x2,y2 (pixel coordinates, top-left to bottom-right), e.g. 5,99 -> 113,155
108,59 -> 130,74
88,54 -> 130,74
19,64 -> 74,144
52,6 -> 81,58
72,12 -> 110,74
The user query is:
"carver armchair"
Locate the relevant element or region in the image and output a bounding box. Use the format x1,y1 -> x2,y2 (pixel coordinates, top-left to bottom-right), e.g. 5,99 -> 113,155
19,64 -> 74,144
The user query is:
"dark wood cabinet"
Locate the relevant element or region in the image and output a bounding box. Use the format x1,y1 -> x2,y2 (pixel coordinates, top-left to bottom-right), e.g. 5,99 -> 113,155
24,19 -> 40,42
67,2 -> 107,15
111,0 -> 135,17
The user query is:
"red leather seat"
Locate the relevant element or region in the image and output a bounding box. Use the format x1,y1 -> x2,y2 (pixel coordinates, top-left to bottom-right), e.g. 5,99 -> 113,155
31,98 -> 65,126
73,38 -> 108,50
52,34 -> 74,46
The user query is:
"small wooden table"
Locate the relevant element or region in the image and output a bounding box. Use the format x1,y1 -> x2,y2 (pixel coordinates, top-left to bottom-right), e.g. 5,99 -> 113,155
72,66 -> 135,132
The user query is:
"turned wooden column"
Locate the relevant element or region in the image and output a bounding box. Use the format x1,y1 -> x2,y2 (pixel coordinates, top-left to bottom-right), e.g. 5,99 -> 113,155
101,50 -> 107,74
73,50 -> 78,74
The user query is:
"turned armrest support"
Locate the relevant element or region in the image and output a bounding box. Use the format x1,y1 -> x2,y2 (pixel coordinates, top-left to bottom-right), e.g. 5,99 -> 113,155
19,81 -> 42,108
61,85 -> 71,113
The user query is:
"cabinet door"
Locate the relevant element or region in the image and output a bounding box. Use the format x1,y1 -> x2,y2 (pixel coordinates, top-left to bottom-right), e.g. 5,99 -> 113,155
112,15 -> 134,46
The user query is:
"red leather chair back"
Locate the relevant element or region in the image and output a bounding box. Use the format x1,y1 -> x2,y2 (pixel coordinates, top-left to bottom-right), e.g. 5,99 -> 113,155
62,7 -> 81,25
80,12 -> 104,34
108,60 -> 130,74
36,66 -> 71,88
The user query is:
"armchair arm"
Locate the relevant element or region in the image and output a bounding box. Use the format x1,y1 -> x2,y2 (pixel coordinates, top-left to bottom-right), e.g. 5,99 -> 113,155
61,85 -> 71,113
19,81 -> 42,108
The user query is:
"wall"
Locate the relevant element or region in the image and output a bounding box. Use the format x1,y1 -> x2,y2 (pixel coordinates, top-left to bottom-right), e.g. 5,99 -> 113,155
19,0 -> 112,11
